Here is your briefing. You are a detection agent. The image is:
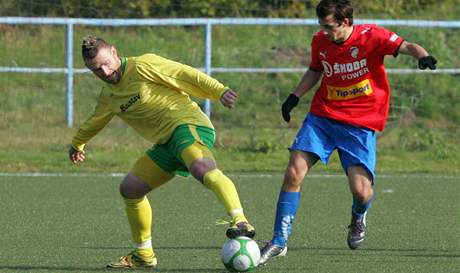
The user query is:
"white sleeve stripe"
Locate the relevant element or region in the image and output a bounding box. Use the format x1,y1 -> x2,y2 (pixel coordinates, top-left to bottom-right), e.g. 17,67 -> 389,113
390,33 -> 399,42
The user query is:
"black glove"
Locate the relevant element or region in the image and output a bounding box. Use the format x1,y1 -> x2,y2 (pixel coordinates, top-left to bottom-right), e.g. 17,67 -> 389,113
281,94 -> 299,122
418,56 -> 437,70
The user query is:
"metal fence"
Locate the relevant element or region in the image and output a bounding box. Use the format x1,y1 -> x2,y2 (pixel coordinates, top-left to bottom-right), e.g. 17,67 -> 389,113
1,17 -> 460,127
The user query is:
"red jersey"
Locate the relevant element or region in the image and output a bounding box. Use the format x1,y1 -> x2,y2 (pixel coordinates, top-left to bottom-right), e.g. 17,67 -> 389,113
309,24 -> 404,131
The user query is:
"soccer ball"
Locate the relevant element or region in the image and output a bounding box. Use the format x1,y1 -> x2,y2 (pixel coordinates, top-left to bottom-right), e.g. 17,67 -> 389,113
221,236 -> 261,272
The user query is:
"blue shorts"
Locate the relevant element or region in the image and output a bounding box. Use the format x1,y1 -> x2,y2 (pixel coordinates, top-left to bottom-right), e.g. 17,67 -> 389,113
291,113 -> 376,181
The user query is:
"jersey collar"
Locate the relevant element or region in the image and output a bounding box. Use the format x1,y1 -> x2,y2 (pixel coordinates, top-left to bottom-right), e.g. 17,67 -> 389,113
120,57 -> 127,76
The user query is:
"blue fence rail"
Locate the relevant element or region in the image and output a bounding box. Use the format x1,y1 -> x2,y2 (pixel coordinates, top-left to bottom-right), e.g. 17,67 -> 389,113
1,17 -> 460,127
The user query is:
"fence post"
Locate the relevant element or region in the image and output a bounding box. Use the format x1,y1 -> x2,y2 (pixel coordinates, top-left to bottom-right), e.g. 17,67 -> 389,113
203,22 -> 212,117
65,22 -> 74,127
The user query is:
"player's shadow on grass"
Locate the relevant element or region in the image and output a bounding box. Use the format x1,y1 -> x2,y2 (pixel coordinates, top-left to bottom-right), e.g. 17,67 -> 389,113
0,265 -> 108,272
288,246 -> 460,258
0,265 -> 224,272
80,245 -> 222,250
81,245 -> 460,258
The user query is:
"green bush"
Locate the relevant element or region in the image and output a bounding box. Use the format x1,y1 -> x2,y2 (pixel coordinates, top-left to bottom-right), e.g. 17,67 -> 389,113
1,0 -> 460,19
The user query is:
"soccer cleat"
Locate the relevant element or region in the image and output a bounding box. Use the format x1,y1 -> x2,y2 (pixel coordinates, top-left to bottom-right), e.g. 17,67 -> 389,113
107,250 -> 157,269
226,221 -> 256,239
259,241 -> 287,265
347,213 -> 367,249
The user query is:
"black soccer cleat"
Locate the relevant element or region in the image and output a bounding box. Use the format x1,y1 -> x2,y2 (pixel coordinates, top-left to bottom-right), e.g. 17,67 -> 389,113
226,221 -> 256,239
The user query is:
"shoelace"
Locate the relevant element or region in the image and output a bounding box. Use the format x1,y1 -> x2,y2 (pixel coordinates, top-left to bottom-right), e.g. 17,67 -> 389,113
349,222 -> 365,234
216,219 -> 231,226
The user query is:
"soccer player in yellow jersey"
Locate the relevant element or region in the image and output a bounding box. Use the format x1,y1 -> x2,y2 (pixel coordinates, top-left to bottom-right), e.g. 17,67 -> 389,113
68,36 -> 255,269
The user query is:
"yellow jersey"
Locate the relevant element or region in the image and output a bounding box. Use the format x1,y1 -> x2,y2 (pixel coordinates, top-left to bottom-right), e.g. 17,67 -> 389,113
71,53 -> 228,150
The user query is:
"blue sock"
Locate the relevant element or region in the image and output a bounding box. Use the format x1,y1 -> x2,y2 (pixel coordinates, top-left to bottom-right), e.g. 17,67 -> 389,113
352,195 -> 374,220
272,191 -> 300,247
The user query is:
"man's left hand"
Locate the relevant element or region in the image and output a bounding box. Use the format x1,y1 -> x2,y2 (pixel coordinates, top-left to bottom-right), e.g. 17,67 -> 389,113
220,89 -> 238,108
418,56 -> 437,70
69,146 -> 85,164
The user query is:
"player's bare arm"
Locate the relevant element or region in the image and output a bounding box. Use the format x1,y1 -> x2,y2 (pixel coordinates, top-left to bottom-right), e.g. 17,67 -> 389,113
398,41 -> 437,70
68,146 -> 85,164
220,89 -> 238,108
292,69 -> 323,98
281,69 -> 322,122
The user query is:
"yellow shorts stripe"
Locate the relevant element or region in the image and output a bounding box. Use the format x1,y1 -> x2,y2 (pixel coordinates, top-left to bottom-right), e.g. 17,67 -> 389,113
188,124 -> 203,144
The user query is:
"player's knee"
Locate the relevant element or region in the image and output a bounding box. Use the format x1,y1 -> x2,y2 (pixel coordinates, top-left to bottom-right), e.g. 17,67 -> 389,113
189,158 -> 216,182
120,180 -> 132,198
120,173 -> 151,199
351,185 -> 373,203
284,165 -> 305,187
119,179 -> 139,199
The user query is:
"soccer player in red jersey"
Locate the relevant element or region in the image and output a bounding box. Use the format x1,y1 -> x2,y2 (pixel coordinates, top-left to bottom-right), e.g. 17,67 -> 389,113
260,0 -> 436,264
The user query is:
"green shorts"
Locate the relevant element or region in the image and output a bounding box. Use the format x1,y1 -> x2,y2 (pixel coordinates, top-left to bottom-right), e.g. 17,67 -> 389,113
146,124 -> 215,176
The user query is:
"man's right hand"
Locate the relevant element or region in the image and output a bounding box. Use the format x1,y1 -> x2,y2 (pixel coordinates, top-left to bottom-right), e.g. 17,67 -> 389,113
69,146 -> 85,164
281,94 -> 300,122
418,55 -> 437,70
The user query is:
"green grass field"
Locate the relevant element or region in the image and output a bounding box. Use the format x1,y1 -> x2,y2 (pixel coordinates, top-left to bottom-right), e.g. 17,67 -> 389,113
0,172 -> 458,273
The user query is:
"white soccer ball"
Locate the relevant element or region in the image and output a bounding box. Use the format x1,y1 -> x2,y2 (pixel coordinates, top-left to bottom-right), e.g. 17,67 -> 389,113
221,236 -> 261,272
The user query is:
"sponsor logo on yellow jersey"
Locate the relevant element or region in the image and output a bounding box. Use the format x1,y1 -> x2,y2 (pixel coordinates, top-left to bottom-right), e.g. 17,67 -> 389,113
120,93 -> 141,112
327,79 -> 373,100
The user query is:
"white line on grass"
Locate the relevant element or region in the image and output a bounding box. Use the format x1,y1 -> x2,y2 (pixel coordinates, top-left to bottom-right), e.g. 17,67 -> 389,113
0,172 -> 458,179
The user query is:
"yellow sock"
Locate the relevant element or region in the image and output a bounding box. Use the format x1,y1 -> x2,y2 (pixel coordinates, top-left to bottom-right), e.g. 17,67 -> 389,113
123,196 -> 153,255
203,169 -> 248,223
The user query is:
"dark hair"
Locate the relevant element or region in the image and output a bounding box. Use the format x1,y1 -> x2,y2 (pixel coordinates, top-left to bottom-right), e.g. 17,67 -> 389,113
316,0 -> 354,25
81,36 -> 110,60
